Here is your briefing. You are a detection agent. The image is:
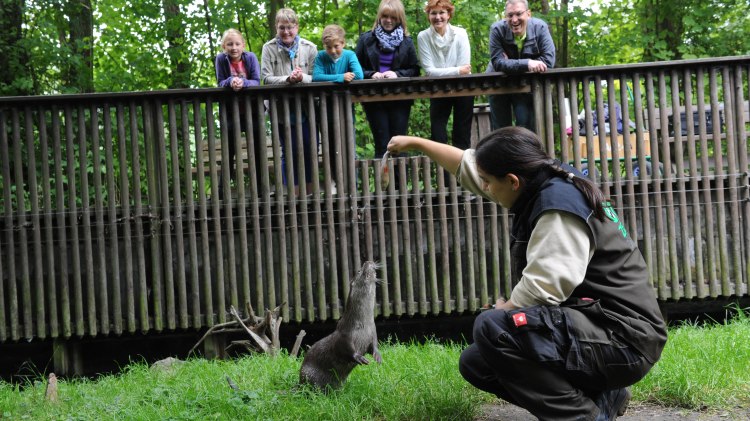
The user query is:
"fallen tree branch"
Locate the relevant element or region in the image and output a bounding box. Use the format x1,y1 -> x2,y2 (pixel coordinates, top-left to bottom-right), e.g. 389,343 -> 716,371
230,305 -> 270,353
290,330 -> 306,358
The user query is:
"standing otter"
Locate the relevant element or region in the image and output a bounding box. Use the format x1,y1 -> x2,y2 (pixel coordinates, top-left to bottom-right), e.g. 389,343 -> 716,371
299,261 -> 382,390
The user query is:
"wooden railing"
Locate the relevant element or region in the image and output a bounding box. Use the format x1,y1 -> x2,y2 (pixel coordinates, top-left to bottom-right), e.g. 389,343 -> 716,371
1,57 -> 749,354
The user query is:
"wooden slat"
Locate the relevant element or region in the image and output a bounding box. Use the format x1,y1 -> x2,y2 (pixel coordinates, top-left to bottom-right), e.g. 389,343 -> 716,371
205,98 -> 225,325
708,70 -> 730,296
721,67 -> 744,297
143,101 -> 164,331
167,100 -> 188,329
682,68 -> 701,298
399,158 -> 415,315
735,64 -> 750,296
91,105 -> 110,334
285,94 -> 301,322
103,105 -> 123,334
64,105 -> 85,337
0,110 -> 16,341
181,100 -> 200,328
39,106 -> 59,338
25,107 -> 45,339
669,70 -> 690,299
222,98 -> 238,315
375,155 -> 390,318
116,104 -> 136,332
52,108 -> 71,338
192,99 -> 213,327
13,109 -> 32,340
411,159 -> 428,315
448,175 -> 463,313
631,74 -> 655,288
129,101 -> 149,333
695,70 -> 717,298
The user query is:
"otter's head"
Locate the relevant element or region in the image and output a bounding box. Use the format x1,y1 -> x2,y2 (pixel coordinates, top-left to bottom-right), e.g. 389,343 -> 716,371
347,260 -> 381,304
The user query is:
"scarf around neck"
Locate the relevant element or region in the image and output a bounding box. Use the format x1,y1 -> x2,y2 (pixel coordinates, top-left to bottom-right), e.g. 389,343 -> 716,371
374,25 -> 404,53
428,24 -> 455,58
277,35 -> 300,61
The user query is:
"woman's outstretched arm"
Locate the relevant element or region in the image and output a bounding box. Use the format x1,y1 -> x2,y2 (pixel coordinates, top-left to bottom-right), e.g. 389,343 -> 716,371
387,135 -> 465,174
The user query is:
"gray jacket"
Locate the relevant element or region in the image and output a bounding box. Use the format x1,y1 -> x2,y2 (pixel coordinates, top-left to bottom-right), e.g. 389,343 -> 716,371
260,37 -> 318,85
488,17 -> 555,74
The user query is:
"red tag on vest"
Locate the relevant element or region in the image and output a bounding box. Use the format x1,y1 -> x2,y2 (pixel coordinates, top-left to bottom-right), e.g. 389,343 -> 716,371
512,312 -> 528,327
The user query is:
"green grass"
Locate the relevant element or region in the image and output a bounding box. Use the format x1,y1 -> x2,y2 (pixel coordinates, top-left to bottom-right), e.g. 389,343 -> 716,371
1,310 -> 749,419
0,340 -> 489,420
633,308 -> 750,409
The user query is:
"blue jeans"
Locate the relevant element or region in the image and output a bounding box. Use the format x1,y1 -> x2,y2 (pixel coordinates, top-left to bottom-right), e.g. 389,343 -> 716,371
489,93 -> 535,132
279,121 -> 315,186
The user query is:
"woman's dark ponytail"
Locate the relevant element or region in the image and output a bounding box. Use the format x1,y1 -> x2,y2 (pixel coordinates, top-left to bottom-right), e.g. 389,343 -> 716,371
475,127 -> 608,220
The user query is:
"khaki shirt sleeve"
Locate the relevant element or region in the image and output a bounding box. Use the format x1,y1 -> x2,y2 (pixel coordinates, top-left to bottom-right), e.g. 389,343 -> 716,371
510,211 -> 594,307
456,149 -> 494,201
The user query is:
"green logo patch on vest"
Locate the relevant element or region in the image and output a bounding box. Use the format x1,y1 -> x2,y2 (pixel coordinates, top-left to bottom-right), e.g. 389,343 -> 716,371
603,201 -> 628,238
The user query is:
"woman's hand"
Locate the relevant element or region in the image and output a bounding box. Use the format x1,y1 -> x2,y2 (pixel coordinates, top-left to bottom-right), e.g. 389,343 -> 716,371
287,67 -> 303,83
371,72 -> 385,79
387,135 -> 420,154
458,64 -> 472,75
494,297 -> 520,311
382,70 -> 398,79
231,77 -> 243,91
343,72 -> 355,83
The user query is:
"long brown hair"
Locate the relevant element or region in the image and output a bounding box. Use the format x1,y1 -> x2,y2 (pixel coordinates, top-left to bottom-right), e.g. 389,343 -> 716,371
474,126 -> 607,220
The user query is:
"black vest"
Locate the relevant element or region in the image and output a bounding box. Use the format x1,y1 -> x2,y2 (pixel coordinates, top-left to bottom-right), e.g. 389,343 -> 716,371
509,171 -> 667,363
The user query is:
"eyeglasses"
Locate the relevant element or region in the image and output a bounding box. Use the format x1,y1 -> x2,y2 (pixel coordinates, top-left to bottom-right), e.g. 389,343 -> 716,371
505,10 -> 528,19
277,24 -> 297,33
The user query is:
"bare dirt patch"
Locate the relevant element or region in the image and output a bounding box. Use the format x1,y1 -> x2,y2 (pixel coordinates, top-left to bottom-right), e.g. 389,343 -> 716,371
476,401 -> 750,420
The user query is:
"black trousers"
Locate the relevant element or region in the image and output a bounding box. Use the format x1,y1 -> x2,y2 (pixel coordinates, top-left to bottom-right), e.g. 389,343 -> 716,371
459,305 -> 652,421
429,96 -> 474,150
363,100 -> 413,158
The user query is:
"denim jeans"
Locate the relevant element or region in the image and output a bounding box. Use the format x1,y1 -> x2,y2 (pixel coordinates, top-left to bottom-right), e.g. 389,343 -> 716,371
489,93 -> 535,132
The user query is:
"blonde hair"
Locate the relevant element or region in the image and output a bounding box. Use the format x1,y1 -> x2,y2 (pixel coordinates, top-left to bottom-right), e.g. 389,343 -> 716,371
322,24 -> 346,46
220,28 -> 246,49
372,0 -> 409,35
275,8 -> 299,25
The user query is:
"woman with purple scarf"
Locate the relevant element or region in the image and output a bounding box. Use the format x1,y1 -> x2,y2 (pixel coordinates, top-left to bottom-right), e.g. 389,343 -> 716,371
355,0 -> 420,159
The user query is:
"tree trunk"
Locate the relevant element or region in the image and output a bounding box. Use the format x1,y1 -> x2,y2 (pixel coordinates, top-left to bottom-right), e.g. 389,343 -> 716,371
163,0 -> 191,89
560,0 -> 568,68
60,0 -> 94,93
267,0 -> 284,40
203,0 -> 214,53
0,0 -> 32,95
639,0 -> 685,61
